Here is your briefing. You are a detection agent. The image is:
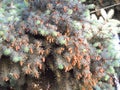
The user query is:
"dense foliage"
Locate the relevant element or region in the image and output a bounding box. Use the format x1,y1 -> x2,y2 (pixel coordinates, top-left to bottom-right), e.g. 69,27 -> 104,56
0,0 -> 120,90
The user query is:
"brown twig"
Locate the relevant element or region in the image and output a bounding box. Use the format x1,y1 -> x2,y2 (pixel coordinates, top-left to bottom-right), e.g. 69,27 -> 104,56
90,3 -> 120,14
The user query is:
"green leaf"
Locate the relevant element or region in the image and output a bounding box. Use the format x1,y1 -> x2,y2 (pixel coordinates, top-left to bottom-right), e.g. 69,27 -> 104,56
0,8 -> 5,13
81,0 -> 86,2
36,20 -> 41,25
87,4 -> 95,9
112,60 -> 120,67
67,9 -> 73,15
107,66 -> 115,74
0,38 -> 3,43
72,21 -> 82,30
24,0 -> 29,7
84,9 -> 90,19
58,64 -> 64,70
38,28 -> 47,36
8,16 -> 14,21
3,49 -> 11,56
23,46 -> 29,53
93,42 -> 101,47
58,37 -> 66,45
0,31 -> 4,36
10,10 -> 17,15
51,31 -> 58,37
104,74 -> 110,81
45,10 -> 51,15
12,56 -> 22,63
